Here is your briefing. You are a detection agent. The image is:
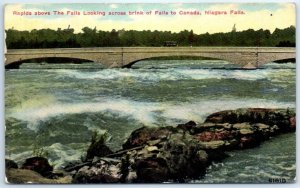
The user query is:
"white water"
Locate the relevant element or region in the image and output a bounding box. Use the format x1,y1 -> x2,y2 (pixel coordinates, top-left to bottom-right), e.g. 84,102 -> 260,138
5,60 -> 296,180
9,96 -> 295,131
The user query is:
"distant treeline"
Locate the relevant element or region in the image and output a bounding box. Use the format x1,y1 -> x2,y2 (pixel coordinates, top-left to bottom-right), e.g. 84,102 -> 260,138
6,26 -> 295,49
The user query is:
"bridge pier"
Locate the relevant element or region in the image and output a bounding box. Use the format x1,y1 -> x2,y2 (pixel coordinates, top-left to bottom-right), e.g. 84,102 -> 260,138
242,63 -> 257,69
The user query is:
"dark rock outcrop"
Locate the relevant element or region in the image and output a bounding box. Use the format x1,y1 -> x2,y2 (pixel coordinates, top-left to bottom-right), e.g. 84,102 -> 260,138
5,159 -> 18,169
16,108 -> 295,184
205,108 -> 295,132
85,133 -> 113,161
120,108 -> 295,182
177,120 -> 197,131
134,132 -> 210,182
135,158 -> 169,183
21,157 -> 53,177
122,126 -> 177,149
72,158 -> 122,183
86,144 -> 113,161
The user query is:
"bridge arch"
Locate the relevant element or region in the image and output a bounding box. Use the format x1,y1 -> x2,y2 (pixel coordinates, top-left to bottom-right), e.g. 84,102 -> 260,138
273,58 -> 296,63
5,57 -> 95,69
259,58 -> 296,69
257,53 -> 296,67
123,55 -> 240,68
122,52 -> 243,68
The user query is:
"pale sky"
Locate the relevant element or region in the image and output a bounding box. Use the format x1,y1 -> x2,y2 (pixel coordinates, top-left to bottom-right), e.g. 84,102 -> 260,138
4,3 -> 296,34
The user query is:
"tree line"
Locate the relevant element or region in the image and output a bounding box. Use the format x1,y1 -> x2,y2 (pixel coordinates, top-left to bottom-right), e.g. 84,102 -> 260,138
5,25 -> 295,49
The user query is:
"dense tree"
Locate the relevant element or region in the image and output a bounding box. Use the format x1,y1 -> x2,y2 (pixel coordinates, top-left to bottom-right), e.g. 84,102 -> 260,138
5,26 -> 295,49
188,30 -> 194,46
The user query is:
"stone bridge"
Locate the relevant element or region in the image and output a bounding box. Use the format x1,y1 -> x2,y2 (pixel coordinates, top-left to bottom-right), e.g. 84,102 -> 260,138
5,47 -> 296,68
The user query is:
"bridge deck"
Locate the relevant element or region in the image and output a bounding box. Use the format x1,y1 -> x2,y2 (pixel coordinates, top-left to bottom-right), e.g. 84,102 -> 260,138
6,47 -> 296,54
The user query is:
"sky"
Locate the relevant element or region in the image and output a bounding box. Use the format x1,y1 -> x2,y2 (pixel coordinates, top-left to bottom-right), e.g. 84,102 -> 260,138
4,3 -> 296,34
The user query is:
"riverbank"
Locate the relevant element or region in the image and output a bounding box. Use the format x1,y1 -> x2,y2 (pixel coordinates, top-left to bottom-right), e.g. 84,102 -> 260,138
5,108 -> 296,184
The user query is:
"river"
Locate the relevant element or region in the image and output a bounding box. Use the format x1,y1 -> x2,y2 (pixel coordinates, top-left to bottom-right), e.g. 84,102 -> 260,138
5,59 -> 296,183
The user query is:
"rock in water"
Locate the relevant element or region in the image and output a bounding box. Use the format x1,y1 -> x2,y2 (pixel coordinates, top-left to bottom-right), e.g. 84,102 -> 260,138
86,144 -> 113,161
5,159 -> 18,169
85,132 -> 113,161
159,133 -> 208,181
79,108 -> 296,183
72,159 -> 122,183
123,131 -> 210,183
122,126 -> 177,149
289,116 -> 296,130
177,121 -> 197,131
194,130 -> 235,142
135,158 -> 169,183
21,157 -> 53,177
205,108 -> 295,131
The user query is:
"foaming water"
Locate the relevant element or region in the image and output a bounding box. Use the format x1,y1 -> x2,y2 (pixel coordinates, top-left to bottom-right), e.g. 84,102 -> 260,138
8,143 -> 87,169
42,67 -> 293,82
5,59 -> 296,181
9,98 -> 160,130
8,97 -> 295,131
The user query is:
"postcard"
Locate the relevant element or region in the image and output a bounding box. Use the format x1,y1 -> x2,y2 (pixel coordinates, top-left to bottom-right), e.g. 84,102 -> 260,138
4,3 -> 296,184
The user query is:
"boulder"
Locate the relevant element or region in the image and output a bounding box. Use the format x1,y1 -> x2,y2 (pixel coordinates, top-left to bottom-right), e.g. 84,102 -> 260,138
254,123 -> 270,130
85,133 -> 113,161
122,126 -> 177,149
233,123 -> 251,130
198,140 -> 225,150
122,132 -> 210,182
194,130 -> 234,142
135,158 -> 169,183
224,139 -> 239,150
72,159 -> 122,183
269,125 -> 280,135
205,108 -> 295,127
239,129 -> 254,135
289,117 -> 296,130
253,123 -> 271,138
158,133 -> 208,181
239,136 -> 258,148
196,150 -> 209,163
86,144 -> 113,161
177,121 -> 197,131
21,157 -> 53,177
191,123 -> 229,134
5,159 -> 18,169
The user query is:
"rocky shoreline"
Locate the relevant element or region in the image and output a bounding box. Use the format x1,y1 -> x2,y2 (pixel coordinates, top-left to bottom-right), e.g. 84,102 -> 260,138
5,108 -> 296,184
